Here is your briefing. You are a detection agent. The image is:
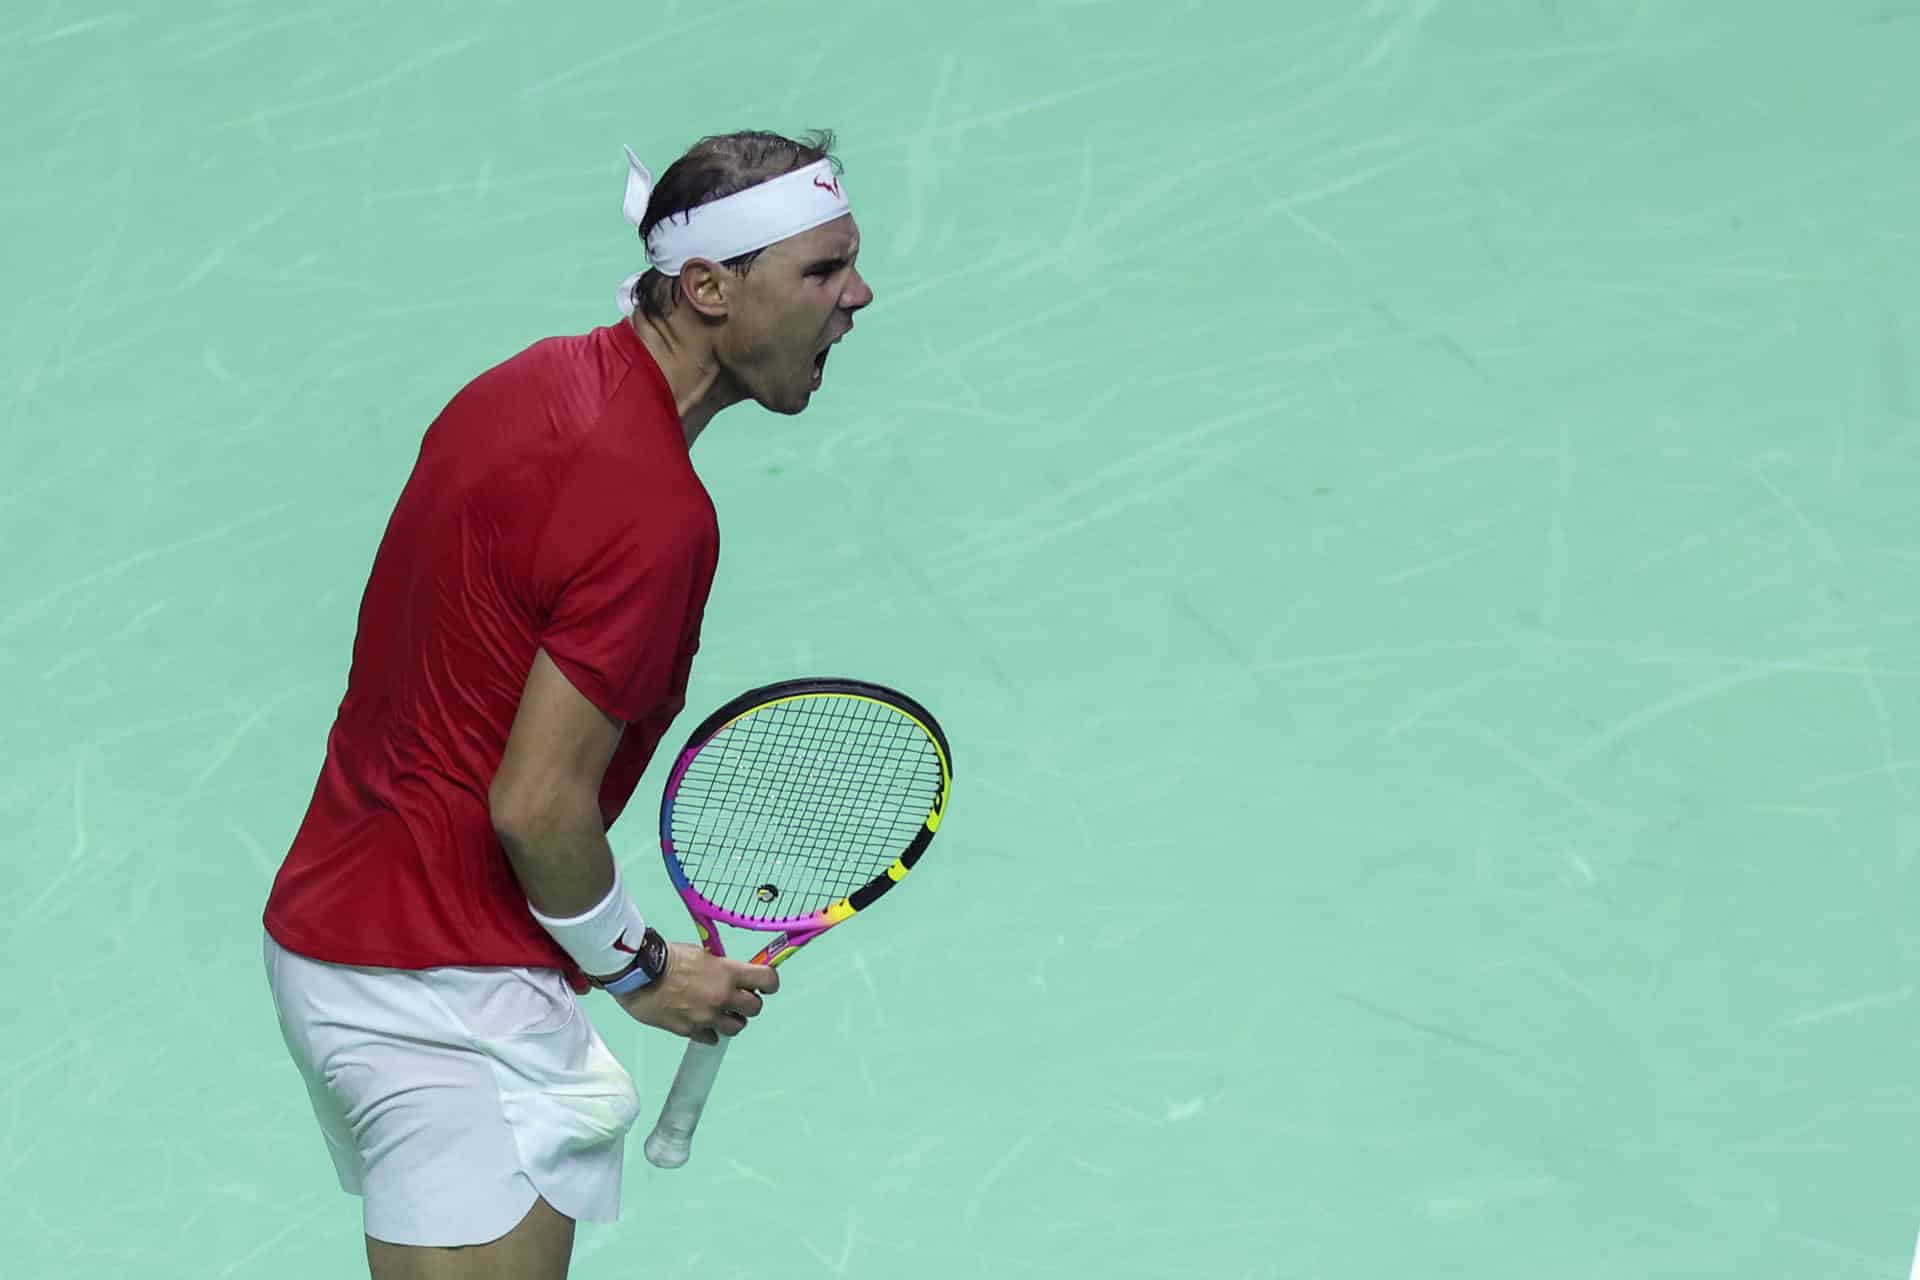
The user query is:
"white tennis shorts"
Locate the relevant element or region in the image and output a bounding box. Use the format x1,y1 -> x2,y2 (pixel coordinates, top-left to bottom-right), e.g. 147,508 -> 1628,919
262,929 -> 641,1247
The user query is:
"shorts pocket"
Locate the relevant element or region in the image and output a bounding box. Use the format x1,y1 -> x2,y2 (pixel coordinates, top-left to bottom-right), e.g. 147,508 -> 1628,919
491,1030 -> 642,1157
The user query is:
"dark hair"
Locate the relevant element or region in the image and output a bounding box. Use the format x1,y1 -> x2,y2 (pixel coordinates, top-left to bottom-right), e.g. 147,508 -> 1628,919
631,129 -> 843,321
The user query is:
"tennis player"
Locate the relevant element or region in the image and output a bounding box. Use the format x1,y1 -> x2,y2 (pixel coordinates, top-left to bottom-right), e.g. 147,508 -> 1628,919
261,129 -> 871,1278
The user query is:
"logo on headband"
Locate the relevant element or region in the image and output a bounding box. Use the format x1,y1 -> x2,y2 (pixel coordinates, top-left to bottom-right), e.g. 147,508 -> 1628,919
813,174 -> 843,200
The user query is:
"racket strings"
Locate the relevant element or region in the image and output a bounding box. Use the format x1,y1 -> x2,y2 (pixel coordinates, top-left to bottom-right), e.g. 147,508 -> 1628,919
670,695 -> 943,921
678,705 -> 932,914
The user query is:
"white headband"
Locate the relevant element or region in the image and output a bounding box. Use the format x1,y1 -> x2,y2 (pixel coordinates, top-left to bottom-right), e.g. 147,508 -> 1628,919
617,144 -> 852,315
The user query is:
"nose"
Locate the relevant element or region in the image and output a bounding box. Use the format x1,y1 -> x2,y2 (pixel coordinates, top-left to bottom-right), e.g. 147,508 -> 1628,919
843,267 -> 874,313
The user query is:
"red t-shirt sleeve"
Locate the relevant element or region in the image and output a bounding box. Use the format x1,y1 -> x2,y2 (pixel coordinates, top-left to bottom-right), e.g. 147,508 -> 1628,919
531,448 -> 717,726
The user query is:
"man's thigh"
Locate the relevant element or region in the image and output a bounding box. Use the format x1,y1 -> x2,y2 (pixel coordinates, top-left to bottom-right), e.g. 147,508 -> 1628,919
366,1195 -> 575,1280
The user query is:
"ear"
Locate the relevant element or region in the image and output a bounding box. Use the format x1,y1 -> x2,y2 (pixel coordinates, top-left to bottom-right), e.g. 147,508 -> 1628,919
677,258 -> 732,320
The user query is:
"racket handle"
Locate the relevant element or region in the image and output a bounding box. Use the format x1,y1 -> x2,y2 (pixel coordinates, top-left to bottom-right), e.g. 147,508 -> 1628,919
643,1035 -> 731,1169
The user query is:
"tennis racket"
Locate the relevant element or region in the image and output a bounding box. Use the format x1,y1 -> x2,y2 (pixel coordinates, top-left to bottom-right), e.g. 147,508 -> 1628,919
641,676 -> 954,1169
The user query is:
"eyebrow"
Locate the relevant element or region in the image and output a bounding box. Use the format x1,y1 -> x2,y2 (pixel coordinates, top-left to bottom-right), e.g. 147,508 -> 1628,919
803,242 -> 860,273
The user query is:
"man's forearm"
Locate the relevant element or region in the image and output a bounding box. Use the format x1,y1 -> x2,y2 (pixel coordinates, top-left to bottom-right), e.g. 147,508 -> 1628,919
495,799 -> 618,920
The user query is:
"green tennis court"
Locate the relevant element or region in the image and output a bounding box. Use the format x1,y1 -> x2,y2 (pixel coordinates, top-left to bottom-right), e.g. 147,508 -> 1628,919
5,2 -> 1919,1275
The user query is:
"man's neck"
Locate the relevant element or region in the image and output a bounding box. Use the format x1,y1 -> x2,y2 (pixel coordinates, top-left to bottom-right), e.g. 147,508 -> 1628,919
628,313 -> 741,448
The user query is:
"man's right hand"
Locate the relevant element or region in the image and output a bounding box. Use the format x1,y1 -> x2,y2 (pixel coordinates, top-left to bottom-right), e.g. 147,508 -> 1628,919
610,941 -> 779,1045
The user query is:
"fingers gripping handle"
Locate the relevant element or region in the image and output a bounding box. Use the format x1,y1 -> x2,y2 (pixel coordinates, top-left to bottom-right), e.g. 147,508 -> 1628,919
643,1035 -> 731,1169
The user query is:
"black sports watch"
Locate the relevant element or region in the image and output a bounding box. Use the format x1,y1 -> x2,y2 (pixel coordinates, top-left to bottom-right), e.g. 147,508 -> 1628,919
596,927 -> 669,996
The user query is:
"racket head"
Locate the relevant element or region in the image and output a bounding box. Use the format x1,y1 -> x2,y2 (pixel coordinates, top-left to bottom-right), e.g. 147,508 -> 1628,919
657,677 -> 953,958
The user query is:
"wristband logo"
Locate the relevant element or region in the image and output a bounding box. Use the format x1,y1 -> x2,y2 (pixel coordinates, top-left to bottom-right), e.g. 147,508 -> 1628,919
612,931 -> 640,954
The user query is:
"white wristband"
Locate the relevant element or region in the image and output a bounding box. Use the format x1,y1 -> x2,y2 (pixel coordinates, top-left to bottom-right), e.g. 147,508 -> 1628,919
528,866 -> 649,978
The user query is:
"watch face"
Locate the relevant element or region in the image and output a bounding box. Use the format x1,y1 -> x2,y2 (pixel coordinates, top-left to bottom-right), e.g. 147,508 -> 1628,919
640,928 -> 668,978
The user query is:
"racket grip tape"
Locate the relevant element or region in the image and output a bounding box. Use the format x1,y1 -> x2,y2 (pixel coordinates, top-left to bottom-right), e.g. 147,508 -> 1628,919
643,1035 -> 731,1169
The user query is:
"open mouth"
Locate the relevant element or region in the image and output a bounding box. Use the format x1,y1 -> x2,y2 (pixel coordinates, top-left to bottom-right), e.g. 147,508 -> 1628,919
810,325 -> 850,389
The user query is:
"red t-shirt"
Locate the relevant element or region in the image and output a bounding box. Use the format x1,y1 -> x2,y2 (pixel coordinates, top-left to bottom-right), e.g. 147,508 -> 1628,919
263,320 -> 717,992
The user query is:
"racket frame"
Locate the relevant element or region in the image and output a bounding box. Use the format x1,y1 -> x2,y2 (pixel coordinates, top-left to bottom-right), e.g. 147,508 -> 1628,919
658,676 -> 951,968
